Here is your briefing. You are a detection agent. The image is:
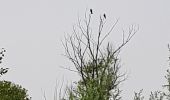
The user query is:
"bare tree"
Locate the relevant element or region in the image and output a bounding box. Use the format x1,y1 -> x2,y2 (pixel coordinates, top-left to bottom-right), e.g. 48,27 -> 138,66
62,9 -> 138,100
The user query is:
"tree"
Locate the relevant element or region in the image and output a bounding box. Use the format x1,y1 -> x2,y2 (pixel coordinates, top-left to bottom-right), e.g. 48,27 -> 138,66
133,44 -> 170,100
133,90 -> 164,100
162,44 -> 170,100
0,80 -> 31,100
0,48 -> 8,77
0,48 -> 31,100
62,9 -> 138,100
149,91 -> 164,100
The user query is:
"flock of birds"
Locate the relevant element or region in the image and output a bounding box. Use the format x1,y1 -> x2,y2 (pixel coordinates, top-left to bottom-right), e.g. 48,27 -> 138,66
90,9 -> 106,19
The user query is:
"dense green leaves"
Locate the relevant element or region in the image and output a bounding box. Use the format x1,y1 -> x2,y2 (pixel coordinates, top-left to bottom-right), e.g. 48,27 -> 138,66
0,80 -> 31,100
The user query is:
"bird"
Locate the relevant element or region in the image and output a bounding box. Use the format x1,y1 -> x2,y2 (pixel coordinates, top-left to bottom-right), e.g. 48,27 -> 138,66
90,9 -> 93,14
103,13 -> 106,19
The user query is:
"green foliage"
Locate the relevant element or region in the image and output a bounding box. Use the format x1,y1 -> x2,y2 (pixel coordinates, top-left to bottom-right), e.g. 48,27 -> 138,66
0,80 -> 31,100
68,52 -> 122,100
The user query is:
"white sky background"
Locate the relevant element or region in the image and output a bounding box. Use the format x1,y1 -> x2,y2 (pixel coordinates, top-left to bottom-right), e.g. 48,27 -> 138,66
0,0 -> 170,100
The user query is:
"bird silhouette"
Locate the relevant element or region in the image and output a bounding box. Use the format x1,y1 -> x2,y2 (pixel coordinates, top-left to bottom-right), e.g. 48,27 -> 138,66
103,13 -> 106,19
90,9 -> 93,14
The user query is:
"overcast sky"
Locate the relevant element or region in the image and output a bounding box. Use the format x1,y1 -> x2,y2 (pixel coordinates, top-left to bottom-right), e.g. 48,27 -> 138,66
0,0 -> 170,100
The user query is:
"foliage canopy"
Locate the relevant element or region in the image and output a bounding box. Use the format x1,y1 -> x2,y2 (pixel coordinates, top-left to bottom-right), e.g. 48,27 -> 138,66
0,80 -> 31,100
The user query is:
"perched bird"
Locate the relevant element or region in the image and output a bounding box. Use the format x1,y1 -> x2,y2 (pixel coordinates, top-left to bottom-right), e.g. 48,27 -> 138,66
103,13 -> 106,19
90,9 -> 93,14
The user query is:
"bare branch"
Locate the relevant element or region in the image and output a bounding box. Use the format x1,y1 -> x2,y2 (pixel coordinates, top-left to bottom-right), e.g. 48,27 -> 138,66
99,18 -> 119,46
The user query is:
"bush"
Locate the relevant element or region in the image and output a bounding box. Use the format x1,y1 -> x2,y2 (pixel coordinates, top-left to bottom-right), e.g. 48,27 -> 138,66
0,80 -> 31,100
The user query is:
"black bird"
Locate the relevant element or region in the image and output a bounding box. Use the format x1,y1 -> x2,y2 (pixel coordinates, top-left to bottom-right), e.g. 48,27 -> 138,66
103,13 -> 106,19
90,9 -> 93,14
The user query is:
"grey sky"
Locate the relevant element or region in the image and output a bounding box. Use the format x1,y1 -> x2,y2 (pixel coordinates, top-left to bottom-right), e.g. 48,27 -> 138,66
0,0 -> 170,100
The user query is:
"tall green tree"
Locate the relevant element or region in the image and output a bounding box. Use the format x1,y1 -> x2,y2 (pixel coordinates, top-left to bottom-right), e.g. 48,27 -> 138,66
62,9 -> 138,100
